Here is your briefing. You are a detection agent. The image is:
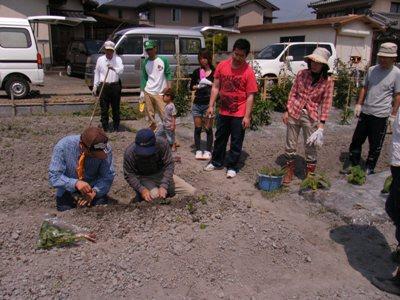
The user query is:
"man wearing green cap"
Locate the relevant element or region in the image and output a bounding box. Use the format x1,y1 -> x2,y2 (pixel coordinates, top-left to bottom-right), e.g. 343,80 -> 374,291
140,40 -> 173,131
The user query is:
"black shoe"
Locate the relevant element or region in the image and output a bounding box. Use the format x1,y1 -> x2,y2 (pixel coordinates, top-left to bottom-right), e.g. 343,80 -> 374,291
113,126 -> 119,132
371,276 -> 400,295
340,161 -> 353,175
366,168 -> 375,175
392,246 -> 400,263
102,125 -> 109,132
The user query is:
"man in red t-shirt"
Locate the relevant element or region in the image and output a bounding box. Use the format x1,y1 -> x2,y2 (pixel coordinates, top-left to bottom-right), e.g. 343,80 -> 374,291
204,39 -> 258,178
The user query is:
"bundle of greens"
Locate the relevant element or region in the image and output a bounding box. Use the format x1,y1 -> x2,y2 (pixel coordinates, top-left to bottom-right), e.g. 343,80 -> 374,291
347,166 -> 366,186
381,175 -> 393,194
300,173 -> 331,191
37,221 -> 96,249
259,167 -> 285,177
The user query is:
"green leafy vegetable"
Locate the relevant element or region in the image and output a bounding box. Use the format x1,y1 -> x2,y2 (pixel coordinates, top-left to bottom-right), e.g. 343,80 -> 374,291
301,173 -> 331,191
37,221 -> 83,249
347,166 -> 366,186
381,175 -> 393,194
259,167 -> 285,177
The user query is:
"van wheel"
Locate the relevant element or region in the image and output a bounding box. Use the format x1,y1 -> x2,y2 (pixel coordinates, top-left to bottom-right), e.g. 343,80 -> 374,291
5,76 -> 30,99
66,63 -> 73,76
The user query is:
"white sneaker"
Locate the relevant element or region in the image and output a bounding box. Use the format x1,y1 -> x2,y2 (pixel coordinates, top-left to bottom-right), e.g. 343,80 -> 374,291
195,150 -> 203,160
226,169 -> 237,178
202,151 -> 212,160
204,163 -> 216,171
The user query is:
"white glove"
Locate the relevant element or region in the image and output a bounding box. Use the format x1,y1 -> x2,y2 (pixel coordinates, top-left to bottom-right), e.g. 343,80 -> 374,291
198,78 -> 213,88
354,104 -> 362,118
139,91 -> 145,103
307,128 -> 324,147
92,86 -> 98,97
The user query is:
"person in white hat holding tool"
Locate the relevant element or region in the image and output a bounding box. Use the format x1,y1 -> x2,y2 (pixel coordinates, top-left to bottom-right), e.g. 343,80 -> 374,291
92,41 -> 124,132
342,42 -> 400,175
140,40 -> 172,131
282,47 -> 334,185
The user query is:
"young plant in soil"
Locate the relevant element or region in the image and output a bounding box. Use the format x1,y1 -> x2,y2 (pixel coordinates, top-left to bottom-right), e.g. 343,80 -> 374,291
199,223 -> 207,230
300,173 -> 331,191
259,166 -> 285,177
381,175 -> 393,194
186,202 -> 197,214
347,166 -> 366,186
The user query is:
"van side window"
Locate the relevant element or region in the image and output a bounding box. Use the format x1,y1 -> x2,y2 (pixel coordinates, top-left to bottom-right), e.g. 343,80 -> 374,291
148,36 -> 175,55
286,44 -> 306,61
180,38 -> 201,55
0,28 -> 31,48
306,44 -> 332,56
118,35 -> 143,55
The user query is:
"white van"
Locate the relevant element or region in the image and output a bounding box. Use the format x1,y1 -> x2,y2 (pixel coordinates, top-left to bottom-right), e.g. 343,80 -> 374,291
251,42 -> 337,79
85,27 -> 205,89
0,17 -> 44,99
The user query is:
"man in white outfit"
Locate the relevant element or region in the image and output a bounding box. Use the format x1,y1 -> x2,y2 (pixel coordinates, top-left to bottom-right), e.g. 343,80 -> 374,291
93,41 -> 124,132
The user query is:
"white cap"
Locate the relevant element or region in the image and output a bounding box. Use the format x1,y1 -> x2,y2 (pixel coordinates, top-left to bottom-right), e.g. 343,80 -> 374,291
104,41 -> 115,51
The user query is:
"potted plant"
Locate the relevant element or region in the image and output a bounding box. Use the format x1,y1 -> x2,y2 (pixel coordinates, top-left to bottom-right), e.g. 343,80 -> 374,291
257,167 -> 285,192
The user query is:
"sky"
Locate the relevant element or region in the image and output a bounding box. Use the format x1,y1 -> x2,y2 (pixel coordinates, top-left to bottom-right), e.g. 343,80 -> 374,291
98,0 -> 314,22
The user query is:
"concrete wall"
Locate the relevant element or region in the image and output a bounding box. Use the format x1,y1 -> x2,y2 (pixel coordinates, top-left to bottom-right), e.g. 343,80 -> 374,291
228,20 -> 375,66
153,6 -> 210,27
238,2 -> 263,27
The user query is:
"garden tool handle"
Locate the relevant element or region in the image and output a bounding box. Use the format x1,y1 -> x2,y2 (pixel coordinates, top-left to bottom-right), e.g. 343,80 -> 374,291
89,67 -> 111,126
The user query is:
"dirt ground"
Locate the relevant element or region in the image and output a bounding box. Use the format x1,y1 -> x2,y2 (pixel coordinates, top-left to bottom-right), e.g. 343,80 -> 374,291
0,108 -> 398,299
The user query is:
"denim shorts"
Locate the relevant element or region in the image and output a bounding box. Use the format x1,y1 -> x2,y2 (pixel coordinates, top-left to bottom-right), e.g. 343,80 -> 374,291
192,103 -> 209,117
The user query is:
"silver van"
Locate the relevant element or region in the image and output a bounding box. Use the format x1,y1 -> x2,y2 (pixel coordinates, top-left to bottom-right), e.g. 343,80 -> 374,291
85,27 -> 205,89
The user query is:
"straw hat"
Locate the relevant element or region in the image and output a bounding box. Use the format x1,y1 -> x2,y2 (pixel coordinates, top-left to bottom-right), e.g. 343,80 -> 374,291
304,47 -> 331,66
377,42 -> 398,57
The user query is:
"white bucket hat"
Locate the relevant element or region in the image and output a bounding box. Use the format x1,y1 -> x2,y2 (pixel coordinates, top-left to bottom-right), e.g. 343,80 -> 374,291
104,41 -> 115,51
378,42 -> 397,57
304,47 -> 331,66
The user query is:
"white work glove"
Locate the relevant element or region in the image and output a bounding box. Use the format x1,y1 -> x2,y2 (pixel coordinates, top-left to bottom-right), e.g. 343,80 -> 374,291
139,91 -> 145,103
307,128 -> 324,147
91,86 -> 98,97
198,78 -> 213,88
354,104 -> 362,118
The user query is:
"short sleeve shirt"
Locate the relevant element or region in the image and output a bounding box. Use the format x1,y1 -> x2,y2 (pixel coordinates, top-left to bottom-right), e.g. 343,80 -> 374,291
163,102 -> 177,130
214,58 -> 258,117
362,65 -> 400,118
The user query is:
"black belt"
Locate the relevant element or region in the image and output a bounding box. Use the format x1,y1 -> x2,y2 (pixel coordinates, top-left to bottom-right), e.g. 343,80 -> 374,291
99,81 -> 120,86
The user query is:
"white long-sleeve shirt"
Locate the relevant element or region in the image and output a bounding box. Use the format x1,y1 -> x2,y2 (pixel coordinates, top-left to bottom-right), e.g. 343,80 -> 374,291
93,54 -> 124,88
392,111 -> 400,166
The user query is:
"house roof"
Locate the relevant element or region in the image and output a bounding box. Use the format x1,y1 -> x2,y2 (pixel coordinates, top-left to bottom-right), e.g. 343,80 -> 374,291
238,15 -> 384,32
308,0 -> 373,8
220,0 -> 279,11
103,0 -> 216,9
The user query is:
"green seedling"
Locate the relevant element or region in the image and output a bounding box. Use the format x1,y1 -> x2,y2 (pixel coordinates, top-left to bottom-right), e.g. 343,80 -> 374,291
347,166 -> 366,186
381,175 -> 393,194
186,202 -> 196,214
198,194 -> 208,205
259,166 -> 285,177
301,173 -> 331,191
199,223 -> 207,230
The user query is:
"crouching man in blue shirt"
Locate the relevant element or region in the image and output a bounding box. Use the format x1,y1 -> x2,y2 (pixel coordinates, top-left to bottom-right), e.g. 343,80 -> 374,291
49,127 -> 115,211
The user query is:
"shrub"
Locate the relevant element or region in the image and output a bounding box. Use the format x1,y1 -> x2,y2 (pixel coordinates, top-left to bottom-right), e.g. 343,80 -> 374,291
172,80 -> 191,117
333,60 -> 361,109
251,93 -> 274,130
301,173 -> 331,191
269,77 -> 293,112
347,166 -> 366,185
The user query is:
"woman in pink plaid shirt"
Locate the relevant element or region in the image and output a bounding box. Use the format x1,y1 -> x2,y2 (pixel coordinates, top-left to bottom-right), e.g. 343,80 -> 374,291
282,47 -> 334,185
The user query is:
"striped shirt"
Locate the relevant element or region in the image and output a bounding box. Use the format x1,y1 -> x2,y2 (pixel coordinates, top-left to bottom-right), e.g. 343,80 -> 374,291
287,69 -> 334,122
49,135 -> 115,197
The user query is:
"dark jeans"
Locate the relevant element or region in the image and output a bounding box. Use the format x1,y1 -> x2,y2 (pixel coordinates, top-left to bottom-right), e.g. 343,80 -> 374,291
349,112 -> 388,170
56,191 -> 108,212
211,114 -> 245,172
194,127 -> 213,152
99,82 -> 121,129
385,166 -> 400,244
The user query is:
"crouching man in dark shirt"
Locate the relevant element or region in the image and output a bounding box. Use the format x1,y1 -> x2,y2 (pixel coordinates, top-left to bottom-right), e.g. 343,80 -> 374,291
123,128 -> 196,202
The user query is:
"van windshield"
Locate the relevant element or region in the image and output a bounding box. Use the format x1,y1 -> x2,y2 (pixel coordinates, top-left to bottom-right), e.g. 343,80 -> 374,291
256,44 -> 285,60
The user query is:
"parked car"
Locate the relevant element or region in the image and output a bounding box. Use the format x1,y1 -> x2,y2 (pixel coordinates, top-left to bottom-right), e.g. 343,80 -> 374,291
66,40 -> 103,76
251,42 -> 337,80
0,17 -> 44,99
84,27 -> 205,89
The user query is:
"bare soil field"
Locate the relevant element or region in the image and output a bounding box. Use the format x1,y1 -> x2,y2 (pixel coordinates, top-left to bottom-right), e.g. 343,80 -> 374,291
0,109 -> 398,299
